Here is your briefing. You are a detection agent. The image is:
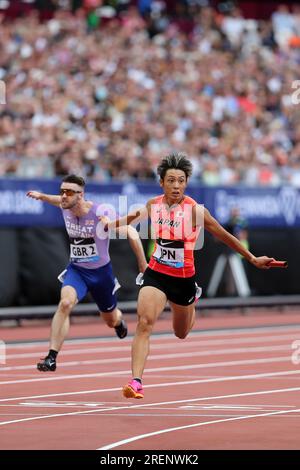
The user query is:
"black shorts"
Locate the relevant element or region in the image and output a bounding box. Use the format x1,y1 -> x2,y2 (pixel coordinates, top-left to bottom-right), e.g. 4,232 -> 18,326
140,267 -> 197,306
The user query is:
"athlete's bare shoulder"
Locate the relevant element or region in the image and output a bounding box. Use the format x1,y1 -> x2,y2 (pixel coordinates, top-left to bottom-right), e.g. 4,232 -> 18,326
146,196 -> 159,207
146,196 -> 162,216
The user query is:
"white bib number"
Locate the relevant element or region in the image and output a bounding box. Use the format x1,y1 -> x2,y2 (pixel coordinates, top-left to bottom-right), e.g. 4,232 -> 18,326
70,238 -> 100,263
153,241 -> 184,268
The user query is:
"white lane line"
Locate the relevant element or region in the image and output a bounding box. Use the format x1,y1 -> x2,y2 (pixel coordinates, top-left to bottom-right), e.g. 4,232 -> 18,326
1,369 -> 300,405
98,407 -> 300,450
6,331 -> 300,359
180,403 -> 295,410
0,402 -> 293,410
1,384 -> 300,429
0,355 -> 292,385
1,344 -> 290,372
5,323 -> 300,350
5,337 -> 131,350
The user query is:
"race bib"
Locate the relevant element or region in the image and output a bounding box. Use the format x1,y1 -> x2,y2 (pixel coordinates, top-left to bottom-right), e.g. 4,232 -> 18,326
69,237 -> 100,263
153,239 -> 184,268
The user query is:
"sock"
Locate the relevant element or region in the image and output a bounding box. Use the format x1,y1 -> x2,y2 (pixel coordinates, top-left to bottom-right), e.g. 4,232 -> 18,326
48,349 -> 58,360
133,377 -> 142,384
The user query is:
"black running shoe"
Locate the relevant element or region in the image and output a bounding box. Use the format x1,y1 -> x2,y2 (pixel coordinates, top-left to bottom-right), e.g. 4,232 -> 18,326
114,319 -> 128,339
37,356 -> 57,372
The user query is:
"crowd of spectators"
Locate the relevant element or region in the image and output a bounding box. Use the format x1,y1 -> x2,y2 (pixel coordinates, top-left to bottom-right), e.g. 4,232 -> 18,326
0,0 -> 300,186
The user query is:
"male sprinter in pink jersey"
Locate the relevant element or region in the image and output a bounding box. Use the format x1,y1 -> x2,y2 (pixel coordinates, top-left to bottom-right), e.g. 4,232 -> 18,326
27,175 -> 147,372
101,154 -> 275,399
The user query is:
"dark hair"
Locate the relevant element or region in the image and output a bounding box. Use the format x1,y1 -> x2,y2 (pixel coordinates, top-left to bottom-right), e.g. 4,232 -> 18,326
62,174 -> 85,187
157,153 -> 193,180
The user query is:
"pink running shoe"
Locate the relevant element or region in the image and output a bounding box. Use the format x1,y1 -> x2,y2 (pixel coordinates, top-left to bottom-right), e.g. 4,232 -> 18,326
123,379 -> 144,399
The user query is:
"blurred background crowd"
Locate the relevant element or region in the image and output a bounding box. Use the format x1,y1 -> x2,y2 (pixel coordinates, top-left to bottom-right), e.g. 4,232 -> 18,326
0,0 -> 300,185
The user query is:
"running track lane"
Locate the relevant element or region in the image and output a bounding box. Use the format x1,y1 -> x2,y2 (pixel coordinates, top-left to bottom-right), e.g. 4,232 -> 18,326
1,320 -> 300,449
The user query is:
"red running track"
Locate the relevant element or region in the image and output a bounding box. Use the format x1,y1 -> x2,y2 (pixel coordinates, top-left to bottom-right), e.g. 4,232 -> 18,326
1,309 -> 300,450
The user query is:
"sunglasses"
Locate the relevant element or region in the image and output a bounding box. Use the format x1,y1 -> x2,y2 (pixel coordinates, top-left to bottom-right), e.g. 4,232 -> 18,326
59,189 -> 82,196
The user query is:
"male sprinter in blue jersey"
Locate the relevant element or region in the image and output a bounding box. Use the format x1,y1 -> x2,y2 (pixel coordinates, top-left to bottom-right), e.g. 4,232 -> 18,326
27,174 -> 147,372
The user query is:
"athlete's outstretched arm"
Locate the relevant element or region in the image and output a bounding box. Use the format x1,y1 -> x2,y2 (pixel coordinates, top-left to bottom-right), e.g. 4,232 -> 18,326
117,225 -> 148,273
100,201 -> 151,231
26,191 -> 61,207
204,208 -> 274,269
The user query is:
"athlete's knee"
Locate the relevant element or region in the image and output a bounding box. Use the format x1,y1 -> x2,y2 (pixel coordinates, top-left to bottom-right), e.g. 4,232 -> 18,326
136,315 -> 155,335
174,329 -> 189,340
101,308 -> 121,328
59,298 -> 74,314
104,315 -> 118,328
